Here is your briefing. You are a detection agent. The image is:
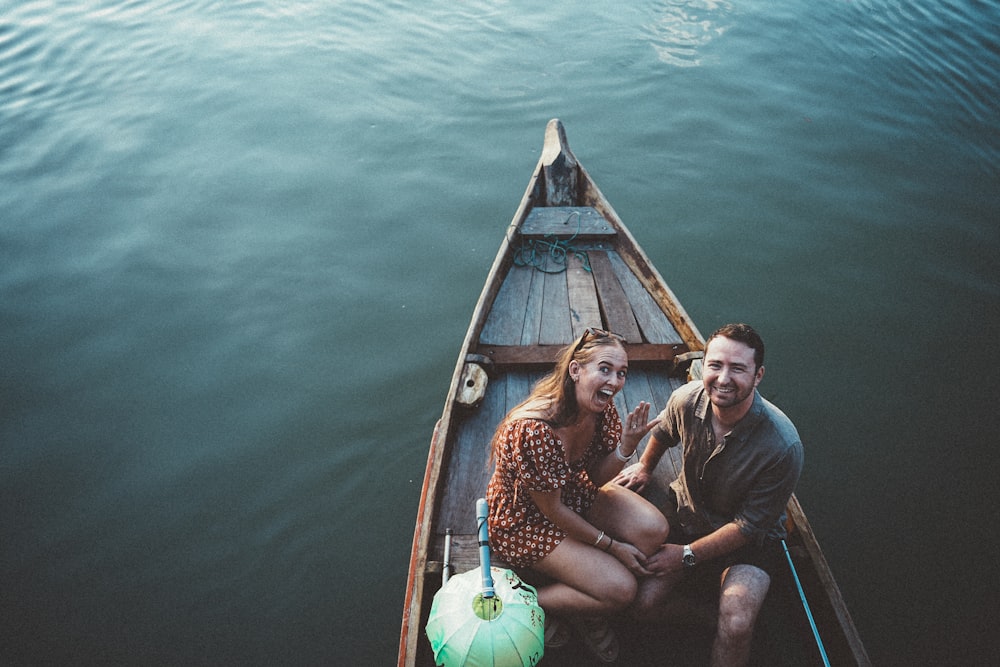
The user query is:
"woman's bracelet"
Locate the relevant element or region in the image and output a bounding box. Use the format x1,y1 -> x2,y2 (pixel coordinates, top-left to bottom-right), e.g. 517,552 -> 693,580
614,444 -> 635,462
594,530 -> 606,547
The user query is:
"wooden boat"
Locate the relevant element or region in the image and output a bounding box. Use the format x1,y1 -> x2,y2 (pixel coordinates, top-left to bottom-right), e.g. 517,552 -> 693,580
399,119 -> 870,666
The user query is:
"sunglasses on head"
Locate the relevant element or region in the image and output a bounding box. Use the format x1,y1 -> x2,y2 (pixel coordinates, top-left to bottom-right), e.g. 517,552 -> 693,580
574,327 -> 626,352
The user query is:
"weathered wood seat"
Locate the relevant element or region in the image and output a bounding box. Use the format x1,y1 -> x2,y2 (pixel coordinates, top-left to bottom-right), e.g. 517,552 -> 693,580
521,206 -> 617,239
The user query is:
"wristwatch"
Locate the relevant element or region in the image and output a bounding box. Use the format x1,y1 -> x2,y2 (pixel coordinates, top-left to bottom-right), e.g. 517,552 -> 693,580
682,544 -> 697,568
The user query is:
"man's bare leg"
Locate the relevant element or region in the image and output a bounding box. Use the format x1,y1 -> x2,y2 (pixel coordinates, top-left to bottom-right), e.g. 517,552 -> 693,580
709,564 -> 770,667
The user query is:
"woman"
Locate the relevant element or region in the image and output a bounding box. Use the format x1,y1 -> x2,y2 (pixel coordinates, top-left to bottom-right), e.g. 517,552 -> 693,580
486,328 -> 669,662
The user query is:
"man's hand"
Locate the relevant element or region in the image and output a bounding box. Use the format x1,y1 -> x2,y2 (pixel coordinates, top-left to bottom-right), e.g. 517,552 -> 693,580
612,461 -> 651,492
646,542 -> 685,576
608,539 -> 654,577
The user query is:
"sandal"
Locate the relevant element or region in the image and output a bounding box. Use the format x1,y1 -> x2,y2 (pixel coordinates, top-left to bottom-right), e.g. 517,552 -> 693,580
569,616 -> 619,663
544,614 -> 570,648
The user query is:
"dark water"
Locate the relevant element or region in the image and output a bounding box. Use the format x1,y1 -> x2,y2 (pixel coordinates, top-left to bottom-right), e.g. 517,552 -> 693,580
2,1 -> 998,665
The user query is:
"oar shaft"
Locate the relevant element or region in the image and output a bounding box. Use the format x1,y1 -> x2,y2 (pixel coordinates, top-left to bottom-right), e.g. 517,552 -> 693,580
782,539 -> 831,667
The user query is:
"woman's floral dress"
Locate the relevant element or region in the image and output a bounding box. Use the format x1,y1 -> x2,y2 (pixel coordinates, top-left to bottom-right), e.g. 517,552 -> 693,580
486,402 -> 621,567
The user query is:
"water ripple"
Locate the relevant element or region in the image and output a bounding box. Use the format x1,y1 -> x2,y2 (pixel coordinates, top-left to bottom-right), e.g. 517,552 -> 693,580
848,0 -> 1000,174
644,0 -> 732,67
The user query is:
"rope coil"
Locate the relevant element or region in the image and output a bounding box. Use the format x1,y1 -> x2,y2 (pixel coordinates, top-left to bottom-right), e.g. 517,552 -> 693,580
513,210 -> 592,274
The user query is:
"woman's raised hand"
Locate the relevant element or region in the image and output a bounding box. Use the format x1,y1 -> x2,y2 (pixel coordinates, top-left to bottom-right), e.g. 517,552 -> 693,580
622,401 -> 657,452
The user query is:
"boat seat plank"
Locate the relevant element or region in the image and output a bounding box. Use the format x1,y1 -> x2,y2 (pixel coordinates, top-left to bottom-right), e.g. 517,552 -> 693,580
521,206 -> 616,239
607,251 -> 683,344
480,264 -> 532,345
471,342 -> 691,366
588,250 -> 643,343
566,253 -> 603,338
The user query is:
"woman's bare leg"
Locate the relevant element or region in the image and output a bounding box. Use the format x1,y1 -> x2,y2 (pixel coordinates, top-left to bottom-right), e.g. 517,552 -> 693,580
528,485 -> 667,616
531,538 -> 636,615
587,483 -> 669,555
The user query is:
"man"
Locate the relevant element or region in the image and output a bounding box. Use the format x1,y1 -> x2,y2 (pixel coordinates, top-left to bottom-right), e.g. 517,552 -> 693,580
615,323 -> 803,666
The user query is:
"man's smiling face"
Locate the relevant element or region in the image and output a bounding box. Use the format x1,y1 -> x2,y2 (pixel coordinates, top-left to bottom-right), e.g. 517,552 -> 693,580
702,335 -> 763,412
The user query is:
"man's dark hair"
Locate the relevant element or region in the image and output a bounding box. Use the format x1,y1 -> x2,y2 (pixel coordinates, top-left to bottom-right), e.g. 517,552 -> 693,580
706,323 -> 765,370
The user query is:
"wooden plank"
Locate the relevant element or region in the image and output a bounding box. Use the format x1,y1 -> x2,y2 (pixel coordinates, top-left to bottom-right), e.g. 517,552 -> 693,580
606,251 -> 683,344
505,370 -> 537,412
566,252 -> 602,339
471,342 -> 691,366
648,375 -> 688,482
588,249 -> 643,343
620,366 -> 654,413
437,375 -> 506,533
647,374 -> 687,416
618,365 -> 654,431
539,269 -> 572,345
432,371 -> 540,577
620,366 -> 677,474
521,207 -> 616,239
480,264 -> 532,345
615,366 -> 682,512
648,368 -> 695,483
519,266 -> 544,345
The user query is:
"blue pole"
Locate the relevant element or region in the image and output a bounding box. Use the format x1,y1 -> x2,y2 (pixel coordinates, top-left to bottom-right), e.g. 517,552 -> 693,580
476,498 -> 495,599
782,539 -> 831,667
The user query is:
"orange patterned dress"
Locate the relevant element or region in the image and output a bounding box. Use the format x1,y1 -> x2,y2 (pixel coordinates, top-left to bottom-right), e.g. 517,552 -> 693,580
486,403 -> 621,567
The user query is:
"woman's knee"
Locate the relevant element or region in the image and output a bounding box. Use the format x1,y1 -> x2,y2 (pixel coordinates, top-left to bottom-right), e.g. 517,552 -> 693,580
642,508 -> 670,543
600,570 -> 638,609
630,504 -> 670,554
594,486 -> 670,552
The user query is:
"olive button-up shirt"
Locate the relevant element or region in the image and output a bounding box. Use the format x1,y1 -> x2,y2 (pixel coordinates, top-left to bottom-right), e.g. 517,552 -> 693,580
651,381 -> 804,544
